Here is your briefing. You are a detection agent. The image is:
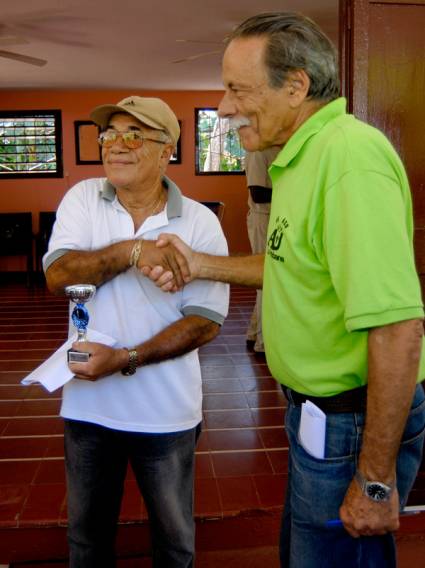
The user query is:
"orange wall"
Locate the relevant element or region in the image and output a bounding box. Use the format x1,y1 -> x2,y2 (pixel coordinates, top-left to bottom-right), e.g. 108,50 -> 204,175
0,89 -> 250,270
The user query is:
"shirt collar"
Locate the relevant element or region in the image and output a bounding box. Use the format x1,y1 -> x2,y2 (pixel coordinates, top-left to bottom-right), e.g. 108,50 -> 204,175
272,97 -> 347,169
100,175 -> 183,219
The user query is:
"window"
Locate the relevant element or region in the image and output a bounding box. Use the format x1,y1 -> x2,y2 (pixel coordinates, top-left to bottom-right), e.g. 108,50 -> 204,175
169,120 -> 182,164
0,110 -> 63,178
195,108 -> 245,175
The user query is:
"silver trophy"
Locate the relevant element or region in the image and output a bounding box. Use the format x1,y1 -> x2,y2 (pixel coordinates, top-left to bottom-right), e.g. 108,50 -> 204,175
65,284 -> 96,363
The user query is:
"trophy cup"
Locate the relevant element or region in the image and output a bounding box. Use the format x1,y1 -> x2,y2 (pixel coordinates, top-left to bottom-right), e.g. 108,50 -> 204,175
65,284 -> 96,363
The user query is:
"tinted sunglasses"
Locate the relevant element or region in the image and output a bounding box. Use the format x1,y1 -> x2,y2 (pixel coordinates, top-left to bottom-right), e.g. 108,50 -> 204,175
98,130 -> 166,149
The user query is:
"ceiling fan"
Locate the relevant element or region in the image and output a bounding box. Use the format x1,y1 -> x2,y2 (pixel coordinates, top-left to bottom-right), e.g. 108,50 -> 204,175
0,35 -> 47,66
172,38 -> 225,64
0,9 -> 91,67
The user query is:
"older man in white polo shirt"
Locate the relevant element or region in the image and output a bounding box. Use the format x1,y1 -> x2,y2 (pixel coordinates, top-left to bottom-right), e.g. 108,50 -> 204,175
44,96 -> 229,568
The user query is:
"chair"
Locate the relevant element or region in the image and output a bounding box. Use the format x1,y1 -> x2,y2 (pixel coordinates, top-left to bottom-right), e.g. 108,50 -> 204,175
200,201 -> 225,223
0,212 -> 34,286
35,211 -> 56,281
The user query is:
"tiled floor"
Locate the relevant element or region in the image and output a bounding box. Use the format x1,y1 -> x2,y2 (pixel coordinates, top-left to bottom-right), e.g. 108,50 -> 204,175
7,536 -> 425,568
1,282 -> 425,566
0,283 -> 286,562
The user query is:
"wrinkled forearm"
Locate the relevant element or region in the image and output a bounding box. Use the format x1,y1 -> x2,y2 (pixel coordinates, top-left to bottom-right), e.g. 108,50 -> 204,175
134,315 -> 220,367
196,253 -> 264,289
359,318 -> 424,483
45,240 -> 134,295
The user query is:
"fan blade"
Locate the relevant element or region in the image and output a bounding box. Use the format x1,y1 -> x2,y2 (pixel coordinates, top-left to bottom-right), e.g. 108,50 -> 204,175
172,50 -> 222,64
0,49 -> 47,67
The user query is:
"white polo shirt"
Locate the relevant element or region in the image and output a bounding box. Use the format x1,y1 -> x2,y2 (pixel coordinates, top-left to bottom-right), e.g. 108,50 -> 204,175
44,176 -> 229,433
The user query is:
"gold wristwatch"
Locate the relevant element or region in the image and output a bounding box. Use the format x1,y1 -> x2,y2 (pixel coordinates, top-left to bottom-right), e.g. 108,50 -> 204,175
121,348 -> 139,376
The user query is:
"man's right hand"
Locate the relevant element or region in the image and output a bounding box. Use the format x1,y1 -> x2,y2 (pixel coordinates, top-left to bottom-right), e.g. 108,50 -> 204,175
139,235 -> 197,291
142,235 -> 264,291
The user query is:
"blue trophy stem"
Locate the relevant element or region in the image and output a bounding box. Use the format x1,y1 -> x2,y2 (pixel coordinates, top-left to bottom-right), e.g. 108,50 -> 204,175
72,303 -> 90,341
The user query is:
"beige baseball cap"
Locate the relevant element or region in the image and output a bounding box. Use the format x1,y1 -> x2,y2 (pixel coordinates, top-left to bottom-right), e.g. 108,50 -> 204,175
90,96 -> 180,146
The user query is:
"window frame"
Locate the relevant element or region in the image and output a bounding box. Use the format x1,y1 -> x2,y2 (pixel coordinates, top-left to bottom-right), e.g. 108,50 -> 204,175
169,120 -> 182,164
194,107 -> 245,176
0,109 -> 63,179
74,120 -> 102,165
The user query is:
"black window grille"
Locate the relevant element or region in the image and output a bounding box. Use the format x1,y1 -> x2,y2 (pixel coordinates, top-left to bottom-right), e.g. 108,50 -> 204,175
195,108 -> 245,175
0,110 -> 63,178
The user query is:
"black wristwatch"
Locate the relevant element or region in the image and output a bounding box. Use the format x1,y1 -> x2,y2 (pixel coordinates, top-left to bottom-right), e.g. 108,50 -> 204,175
355,470 -> 393,502
121,348 -> 139,376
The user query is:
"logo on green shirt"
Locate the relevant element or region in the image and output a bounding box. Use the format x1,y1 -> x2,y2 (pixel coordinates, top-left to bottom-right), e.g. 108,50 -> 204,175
267,216 -> 288,263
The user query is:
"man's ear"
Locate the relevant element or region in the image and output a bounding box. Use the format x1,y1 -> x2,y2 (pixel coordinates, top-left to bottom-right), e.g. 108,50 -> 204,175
286,70 -> 310,107
160,144 -> 174,166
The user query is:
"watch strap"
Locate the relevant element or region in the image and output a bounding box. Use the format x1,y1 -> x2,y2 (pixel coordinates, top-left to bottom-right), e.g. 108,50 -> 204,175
355,470 -> 367,492
355,470 -> 393,501
121,348 -> 139,376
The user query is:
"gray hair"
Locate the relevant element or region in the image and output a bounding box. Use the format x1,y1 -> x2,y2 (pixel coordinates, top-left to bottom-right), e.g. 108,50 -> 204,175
159,130 -> 173,145
227,12 -> 340,102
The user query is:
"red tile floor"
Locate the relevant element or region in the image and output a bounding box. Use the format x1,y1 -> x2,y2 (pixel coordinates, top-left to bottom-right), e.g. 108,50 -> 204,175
0,283 -> 425,567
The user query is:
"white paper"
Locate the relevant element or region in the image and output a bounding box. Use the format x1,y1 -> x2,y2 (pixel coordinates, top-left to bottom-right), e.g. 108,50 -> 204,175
299,400 -> 327,459
21,329 -> 117,393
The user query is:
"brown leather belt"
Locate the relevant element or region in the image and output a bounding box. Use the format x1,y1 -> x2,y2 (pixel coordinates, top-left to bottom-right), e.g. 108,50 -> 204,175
282,385 -> 367,413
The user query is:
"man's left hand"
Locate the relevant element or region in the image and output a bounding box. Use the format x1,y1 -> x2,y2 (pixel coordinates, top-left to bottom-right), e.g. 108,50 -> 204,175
339,477 -> 400,537
68,341 -> 128,381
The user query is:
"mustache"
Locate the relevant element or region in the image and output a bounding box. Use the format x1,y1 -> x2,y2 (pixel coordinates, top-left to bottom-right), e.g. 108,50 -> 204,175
229,116 -> 251,130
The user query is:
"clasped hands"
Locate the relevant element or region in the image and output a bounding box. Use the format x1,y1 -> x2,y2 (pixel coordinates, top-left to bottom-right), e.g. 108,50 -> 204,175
137,233 -> 196,291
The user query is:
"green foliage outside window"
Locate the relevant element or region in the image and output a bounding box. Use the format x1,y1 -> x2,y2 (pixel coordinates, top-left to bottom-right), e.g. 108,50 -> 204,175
195,108 -> 245,175
0,110 -> 63,178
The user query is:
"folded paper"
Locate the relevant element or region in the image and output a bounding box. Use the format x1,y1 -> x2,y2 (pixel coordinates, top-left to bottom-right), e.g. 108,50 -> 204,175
21,329 -> 117,393
299,399 -> 327,459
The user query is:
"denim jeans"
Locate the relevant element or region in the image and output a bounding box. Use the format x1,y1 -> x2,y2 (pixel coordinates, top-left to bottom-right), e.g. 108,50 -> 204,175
280,384 -> 425,568
64,419 -> 200,568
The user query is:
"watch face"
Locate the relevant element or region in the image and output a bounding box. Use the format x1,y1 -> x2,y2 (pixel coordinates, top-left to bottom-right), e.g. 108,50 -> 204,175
366,482 -> 390,502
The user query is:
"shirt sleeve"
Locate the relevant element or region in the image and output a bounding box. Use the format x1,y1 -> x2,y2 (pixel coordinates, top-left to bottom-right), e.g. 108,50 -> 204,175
322,169 -> 424,331
43,181 -> 93,272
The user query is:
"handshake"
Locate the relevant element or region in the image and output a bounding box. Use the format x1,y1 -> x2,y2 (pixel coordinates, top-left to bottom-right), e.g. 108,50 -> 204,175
138,235 -> 262,291
135,234 -> 199,292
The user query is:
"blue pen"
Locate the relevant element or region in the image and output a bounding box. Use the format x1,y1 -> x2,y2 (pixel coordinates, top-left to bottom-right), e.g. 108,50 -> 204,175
326,519 -> 344,528
326,505 -> 425,528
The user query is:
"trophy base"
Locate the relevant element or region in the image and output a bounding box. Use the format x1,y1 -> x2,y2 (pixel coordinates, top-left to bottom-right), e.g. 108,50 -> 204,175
67,349 -> 90,363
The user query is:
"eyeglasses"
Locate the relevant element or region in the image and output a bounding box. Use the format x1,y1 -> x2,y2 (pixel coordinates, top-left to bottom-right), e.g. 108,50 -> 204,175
97,130 -> 166,149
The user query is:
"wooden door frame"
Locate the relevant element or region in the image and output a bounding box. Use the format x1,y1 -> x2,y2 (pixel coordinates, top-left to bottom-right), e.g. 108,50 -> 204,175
339,0 -> 369,120
340,0 -> 425,119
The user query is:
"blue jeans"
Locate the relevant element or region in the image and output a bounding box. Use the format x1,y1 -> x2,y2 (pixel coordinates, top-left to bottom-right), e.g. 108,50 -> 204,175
64,419 -> 200,568
280,384 -> 425,568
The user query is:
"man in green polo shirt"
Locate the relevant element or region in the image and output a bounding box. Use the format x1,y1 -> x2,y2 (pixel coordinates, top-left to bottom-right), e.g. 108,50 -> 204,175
144,12 -> 425,568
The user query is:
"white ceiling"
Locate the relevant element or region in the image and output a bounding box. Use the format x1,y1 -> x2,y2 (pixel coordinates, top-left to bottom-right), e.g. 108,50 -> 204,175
0,0 -> 339,91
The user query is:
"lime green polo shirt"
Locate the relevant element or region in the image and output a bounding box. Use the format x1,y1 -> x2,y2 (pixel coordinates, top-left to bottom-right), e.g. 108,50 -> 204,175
263,97 -> 425,396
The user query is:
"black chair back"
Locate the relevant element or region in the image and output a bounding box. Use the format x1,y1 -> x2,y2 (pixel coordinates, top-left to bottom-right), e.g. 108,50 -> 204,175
35,211 -> 56,277
0,212 -> 34,285
200,201 -> 225,223
0,212 -> 33,256
38,212 -> 56,248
